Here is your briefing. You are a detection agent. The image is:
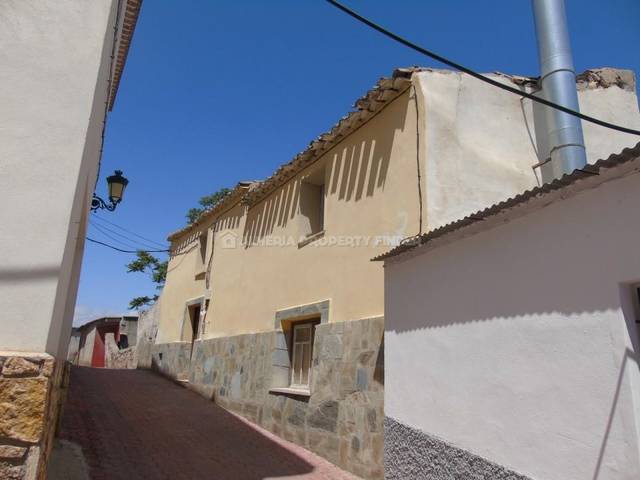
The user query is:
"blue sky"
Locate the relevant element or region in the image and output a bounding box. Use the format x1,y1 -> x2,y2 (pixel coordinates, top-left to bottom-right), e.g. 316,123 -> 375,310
75,0 -> 640,325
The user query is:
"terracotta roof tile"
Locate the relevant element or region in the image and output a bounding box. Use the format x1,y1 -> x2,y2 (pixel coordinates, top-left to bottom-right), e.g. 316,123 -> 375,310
167,181 -> 261,242
108,0 -> 143,111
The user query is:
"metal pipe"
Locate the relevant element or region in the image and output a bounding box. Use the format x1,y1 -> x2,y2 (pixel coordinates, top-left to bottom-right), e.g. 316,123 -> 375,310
531,0 -> 587,181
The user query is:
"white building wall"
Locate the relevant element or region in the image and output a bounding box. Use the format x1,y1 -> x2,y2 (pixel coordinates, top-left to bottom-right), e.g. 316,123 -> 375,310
414,70 -> 640,230
0,0 -> 120,358
78,328 -> 97,368
66,332 -> 81,364
385,170 -> 640,479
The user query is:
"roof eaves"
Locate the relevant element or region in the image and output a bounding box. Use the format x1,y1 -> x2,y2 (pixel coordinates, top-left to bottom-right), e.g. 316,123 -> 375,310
108,0 -> 143,111
241,67 -> 423,206
165,67 -> 426,242
373,142 -> 640,262
167,181 -> 261,242
76,316 -> 121,331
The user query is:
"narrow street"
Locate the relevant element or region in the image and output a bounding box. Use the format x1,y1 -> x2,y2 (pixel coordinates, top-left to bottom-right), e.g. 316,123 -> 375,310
50,367 -> 357,480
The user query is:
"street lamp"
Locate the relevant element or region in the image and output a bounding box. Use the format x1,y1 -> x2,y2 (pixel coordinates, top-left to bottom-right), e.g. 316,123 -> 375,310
91,170 -> 129,212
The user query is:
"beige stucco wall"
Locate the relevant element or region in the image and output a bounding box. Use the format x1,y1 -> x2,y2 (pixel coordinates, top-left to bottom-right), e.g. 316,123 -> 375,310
158,89 -> 421,341
157,69 -> 640,343
415,69 -> 640,230
0,0 -> 122,359
77,327 -> 97,368
157,236 -> 208,343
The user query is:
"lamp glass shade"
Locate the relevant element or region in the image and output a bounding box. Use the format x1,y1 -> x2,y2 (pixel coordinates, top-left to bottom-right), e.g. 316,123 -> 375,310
107,170 -> 129,204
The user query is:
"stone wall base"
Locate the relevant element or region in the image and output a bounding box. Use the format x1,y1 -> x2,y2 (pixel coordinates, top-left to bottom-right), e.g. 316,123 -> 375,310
150,342 -> 191,380
150,317 -> 385,479
135,303 -> 159,369
384,417 -> 533,480
0,352 -> 69,480
104,334 -> 136,369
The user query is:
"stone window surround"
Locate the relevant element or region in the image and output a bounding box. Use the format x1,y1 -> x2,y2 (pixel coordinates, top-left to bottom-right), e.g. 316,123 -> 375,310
180,296 -> 205,342
269,299 -> 329,397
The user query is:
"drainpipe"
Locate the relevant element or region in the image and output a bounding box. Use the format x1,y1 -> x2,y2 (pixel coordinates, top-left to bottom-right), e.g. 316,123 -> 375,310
531,0 -> 587,182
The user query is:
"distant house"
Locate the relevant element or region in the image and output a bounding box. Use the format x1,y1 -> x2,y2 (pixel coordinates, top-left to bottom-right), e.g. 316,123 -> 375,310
378,143 -> 640,480
151,67 -> 639,479
75,315 -> 138,368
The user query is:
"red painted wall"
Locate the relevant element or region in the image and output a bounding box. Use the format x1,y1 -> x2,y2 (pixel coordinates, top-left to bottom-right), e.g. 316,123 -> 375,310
91,324 -> 120,368
91,330 -> 105,368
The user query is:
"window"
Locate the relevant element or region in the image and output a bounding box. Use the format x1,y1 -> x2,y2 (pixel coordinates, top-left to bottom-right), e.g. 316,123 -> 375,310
623,283 -> 640,354
318,185 -> 325,232
269,302 -> 328,396
188,303 -> 201,342
195,232 -> 208,278
117,334 -> 129,350
199,232 -> 207,265
290,322 -> 314,389
299,167 -> 325,241
633,284 -> 640,326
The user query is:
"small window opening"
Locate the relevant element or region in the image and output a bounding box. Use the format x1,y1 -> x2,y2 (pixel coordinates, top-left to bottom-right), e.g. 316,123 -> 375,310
289,321 -> 317,390
187,303 -> 202,358
632,284 -> 640,325
199,232 -> 207,265
189,304 -> 201,341
299,167 -> 325,240
117,334 -> 129,350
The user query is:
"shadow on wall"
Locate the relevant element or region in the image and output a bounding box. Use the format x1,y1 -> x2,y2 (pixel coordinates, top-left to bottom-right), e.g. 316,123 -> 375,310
388,176 -> 640,333
212,208 -> 243,232
243,95 -> 408,246
58,367 -> 318,480
0,265 -> 60,283
591,347 -> 638,480
386,174 -> 640,479
585,286 -> 640,480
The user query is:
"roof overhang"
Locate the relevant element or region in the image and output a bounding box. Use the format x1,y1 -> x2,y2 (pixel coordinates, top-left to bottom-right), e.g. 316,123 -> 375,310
108,0 -> 143,111
167,181 -> 260,243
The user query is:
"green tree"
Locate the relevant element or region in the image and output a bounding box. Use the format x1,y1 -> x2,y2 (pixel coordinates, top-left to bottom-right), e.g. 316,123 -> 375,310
186,187 -> 231,224
126,251 -> 167,310
129,296 -> 156,310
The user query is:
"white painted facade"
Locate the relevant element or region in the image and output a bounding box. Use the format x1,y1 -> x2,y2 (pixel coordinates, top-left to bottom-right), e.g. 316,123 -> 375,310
385,160 -> 640,479
412,69 -> 640,231
0,0 -> 133,359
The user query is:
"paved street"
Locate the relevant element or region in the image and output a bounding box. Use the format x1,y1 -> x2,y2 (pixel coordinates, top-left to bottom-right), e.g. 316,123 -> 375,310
53,367 -> 357,480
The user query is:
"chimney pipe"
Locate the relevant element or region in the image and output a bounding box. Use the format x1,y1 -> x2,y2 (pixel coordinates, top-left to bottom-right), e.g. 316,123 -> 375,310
531,0 -> 587,181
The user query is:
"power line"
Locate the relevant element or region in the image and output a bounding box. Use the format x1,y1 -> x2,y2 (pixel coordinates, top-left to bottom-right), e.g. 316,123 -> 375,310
86,237 -> 169,254
89,221 -> 144,251
91,213 -> 167,248
325,0 -> 640,137
89,217 -> 165,251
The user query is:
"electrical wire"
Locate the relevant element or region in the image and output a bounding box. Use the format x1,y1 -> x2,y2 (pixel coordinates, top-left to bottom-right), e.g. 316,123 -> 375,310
86,237 -> 169,254
90,216 -> 166,251
91,213 -> 168,249
325,0 -> 640,136
89,220 -> 144,251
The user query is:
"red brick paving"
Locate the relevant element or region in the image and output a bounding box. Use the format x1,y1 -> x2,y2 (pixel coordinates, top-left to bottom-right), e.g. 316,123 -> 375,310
58,367 -> 358,480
